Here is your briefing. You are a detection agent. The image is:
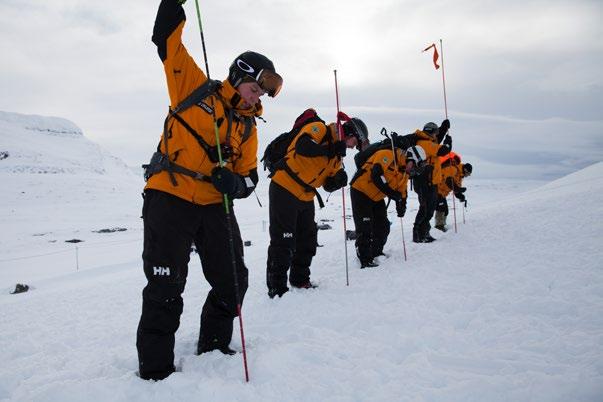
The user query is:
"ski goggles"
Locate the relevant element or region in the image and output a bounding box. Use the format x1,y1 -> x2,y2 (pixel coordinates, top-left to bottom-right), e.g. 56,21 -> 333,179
255,69 -> 283,97
346,120 -> 369,147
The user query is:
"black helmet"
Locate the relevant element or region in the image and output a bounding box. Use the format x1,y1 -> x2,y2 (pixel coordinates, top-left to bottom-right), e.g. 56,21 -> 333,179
423,122 -> 439,135
343,118 -> 369,150
463,163 -> 473,176
228,51 -> 283,97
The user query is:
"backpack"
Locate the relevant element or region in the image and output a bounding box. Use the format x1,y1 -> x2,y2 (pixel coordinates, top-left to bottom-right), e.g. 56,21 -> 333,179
144,79 -> 254,185
439,151 -> 461,168
261,108 -> 325,174
354,133 -> 418,169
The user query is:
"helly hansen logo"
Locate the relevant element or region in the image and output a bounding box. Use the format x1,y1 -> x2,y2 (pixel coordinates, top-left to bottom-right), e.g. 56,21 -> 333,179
153,266 -> 171,276
283,232 -> 293,238
196,102 -> 214,114
363,217 -> 371,222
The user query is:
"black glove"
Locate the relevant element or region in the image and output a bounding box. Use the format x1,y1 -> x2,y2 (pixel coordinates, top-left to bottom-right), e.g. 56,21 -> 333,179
323,169 -> 348,192
206,144 -> 233,164
409,163 -> 424,178
458,186 -> 467,193
211,167 -> 242,196
455,192 -> 466,202
327,141 -> 347,158
443,135 -> 452,149
396,199 -> 406,217
440,119 -> 450,134
387,190 -> 403,202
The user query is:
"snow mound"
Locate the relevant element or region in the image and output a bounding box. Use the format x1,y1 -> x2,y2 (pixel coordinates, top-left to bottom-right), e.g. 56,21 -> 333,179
537,160 -> 603,192
0,110 -> 131,175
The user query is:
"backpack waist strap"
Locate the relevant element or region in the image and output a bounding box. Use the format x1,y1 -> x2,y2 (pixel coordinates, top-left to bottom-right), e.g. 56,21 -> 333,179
282,163 -> 325,209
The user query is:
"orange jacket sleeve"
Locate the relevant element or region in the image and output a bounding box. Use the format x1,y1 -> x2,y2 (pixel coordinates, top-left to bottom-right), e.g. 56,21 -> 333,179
152,0 -> 207,107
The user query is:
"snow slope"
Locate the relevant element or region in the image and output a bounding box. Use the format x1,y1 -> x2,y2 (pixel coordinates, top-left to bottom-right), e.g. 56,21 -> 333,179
0,112 -> 602,401
0,111 -> 142,284
0,110 -> 132,175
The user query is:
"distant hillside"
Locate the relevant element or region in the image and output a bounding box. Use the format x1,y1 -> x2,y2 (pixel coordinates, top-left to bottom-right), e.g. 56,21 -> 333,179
0,110 -> 133,176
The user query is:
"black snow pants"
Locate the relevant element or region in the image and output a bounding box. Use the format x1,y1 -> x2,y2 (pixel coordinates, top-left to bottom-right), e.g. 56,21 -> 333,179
436,195 -> 449,216
350,188 -> 390,263
413,176 -> 438,237
266,181 -> 317,293
136,190 -> 248,380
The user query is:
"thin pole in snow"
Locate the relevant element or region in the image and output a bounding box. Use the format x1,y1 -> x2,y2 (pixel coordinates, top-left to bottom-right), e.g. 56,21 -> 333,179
193,0 -> 249,382
462,203 -> 466,224
440,39 -> 458,233
334,69 -> 350,286
386,130 -> 407,262
439,39 -> 449,119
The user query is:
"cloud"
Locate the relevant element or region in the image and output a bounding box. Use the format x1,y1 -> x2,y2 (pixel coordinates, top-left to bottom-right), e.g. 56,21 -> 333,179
0,0 -> 601,180
63,5 -> 123,35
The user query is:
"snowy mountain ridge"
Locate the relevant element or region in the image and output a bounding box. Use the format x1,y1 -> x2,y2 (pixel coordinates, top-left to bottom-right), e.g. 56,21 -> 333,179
0,110 -> 132,175
0,110 -> 82,136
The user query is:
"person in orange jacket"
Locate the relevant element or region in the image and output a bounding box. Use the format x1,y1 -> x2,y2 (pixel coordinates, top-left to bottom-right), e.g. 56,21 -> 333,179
412,120 -> 452,243
266,114 -> 368,298
137,0 -> 283,381
435,154 -> 472,231
350,144 -> 415,268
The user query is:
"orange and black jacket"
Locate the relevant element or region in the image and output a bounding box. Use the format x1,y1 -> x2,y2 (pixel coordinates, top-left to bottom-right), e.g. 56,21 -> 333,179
415,130 -> 451,185
437,161 -> 463,198
271,121 -> 343,202
145,0 -> 261,205
351,148 -> 408,202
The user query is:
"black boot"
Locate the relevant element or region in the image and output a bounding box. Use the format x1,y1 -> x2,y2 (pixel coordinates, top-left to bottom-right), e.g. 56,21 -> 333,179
268,286 -> 289,299
372,251 -> 389,259
360,259 -> 379,269
423,232 -> 436,242
412,226 -> 422,243
197,338 -> 237,356
138,366 -> 176,381
197,344 -> 237,356
290,281 -> 318,289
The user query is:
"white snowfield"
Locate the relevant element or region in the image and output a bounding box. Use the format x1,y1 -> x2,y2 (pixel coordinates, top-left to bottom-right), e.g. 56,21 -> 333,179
0,111 -> 602,402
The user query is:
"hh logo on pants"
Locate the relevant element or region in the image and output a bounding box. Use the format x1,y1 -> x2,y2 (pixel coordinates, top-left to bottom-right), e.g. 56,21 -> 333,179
153,266 -> 171,276
283,232 -> 293,238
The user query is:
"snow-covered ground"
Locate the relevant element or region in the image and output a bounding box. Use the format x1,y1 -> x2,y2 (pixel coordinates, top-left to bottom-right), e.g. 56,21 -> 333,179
1,111 -> 602,401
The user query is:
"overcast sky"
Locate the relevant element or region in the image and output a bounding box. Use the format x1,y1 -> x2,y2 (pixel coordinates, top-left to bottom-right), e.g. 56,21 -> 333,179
1,0 -> 602,179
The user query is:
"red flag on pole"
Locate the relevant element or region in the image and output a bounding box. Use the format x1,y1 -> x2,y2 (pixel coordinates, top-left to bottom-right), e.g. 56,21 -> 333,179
422,43 -> 440,70
337,111 -> 351,122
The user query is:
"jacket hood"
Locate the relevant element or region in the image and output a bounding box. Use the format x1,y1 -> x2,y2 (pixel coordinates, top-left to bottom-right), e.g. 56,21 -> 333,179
414,129 -> 435,141
219,79 -> 264,118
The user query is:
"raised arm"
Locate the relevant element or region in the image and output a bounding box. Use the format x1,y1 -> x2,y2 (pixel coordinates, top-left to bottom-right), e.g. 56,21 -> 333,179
152,0 -> 207,107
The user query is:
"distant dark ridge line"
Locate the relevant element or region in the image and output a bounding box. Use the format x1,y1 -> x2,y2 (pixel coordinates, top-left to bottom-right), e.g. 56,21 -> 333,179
1,166 -> 107,174
24,127 -> 82,136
